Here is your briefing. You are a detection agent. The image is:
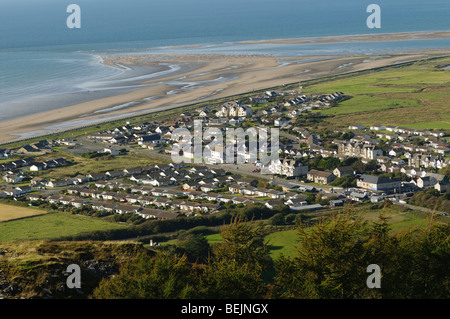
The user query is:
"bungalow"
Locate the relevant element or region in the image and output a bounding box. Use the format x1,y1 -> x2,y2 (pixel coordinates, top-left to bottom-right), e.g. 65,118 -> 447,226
46,178 -> 73,188
114,204 -> 139,214
90,201 -> 117,212
71,199 -> 88,209
242,186 -> 257,196
88,173 -> 108,181
123,167 -> 143,175
289,204 -> 323,212
138,208 -> 178,220
200,184 -> 218,193
106,170 -> 124,178
13,186 -> 31,195
285,197 -> 308,207
266,189 -> 285,199
152,197 -> 172,208
236,177 -> 258,187
232,197 -> 254,205
26,194 -> 43,202
370,125 -> 386,131
138,134 -> 164,145
330,199 -> 345,207
2,174 -> 24,184
30,163 -> 46,171
348,125 -> 365,130
228,184 -> 242,194
349,192 -> 369,202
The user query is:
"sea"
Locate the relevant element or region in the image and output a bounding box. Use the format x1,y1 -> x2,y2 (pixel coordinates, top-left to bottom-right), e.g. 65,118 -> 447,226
0,0 -> 449,124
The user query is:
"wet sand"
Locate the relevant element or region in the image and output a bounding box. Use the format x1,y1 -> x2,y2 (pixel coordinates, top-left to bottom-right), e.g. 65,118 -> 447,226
238,30 -> 450,45
1,33 -> 450,144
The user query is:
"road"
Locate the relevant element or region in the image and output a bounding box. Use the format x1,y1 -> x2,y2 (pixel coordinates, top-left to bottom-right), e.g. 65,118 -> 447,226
392,201 -> 447,216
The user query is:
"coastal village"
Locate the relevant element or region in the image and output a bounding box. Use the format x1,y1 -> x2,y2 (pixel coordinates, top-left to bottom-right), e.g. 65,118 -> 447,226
1,89 -> 449,221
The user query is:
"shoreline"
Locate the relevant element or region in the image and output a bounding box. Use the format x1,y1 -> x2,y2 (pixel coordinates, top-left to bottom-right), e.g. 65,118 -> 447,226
236,30 -> 450,45
1,31 -> 450,144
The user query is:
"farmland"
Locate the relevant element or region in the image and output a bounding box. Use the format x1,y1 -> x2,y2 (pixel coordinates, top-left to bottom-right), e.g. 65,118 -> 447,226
0,211 -> 127,241
304,56 -> 450,130
0,203 -> 47,222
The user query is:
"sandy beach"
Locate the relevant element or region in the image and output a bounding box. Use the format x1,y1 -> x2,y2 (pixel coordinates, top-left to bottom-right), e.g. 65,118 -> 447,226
238,31 -> 450,45
1,32 -> 450,144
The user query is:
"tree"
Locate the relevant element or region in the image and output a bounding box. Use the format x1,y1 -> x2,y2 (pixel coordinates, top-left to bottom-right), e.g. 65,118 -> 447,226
92,252 -> 200,299
273,213 -> 370,298
177,234 -> 211,263
198,216 -> 271,298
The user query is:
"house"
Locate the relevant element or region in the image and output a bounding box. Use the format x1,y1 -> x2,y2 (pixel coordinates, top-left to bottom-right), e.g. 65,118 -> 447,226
269,159 -> 308,177
138,208 -> 178,220
2,174 -> 24,184
265,200 -> 287,209
235,177 -> 258,187
356,175 -> 401,192
370,125 -> 386,131
333,166 -> 355,178
416,176 -> 436,189
330,199 -> 345,207
46,178 -> 73,188
30,163 -> 46,171
103,148 -> 121,156
307,170 -> 337,185
285,197 -> 308,207
435,181 -> 450,193
348,125 -> 365,130
289,204 -> 323,212
138,134 -> 164,145
349,192 -> 369,202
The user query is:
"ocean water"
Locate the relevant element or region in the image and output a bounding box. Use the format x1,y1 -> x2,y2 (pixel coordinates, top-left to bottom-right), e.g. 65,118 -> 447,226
0,0 -> 449,122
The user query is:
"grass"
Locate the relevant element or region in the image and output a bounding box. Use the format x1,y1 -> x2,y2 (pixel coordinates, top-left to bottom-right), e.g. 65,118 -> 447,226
0,211 -> 127,241
265,229 -> 299,260
30,151 -> 169,180
0,203 -> 47,222
303,56 -> 450,130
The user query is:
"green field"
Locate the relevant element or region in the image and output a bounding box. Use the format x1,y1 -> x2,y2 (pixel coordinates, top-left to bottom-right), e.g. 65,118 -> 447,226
32,151 -> 169,180
264,229 -> 299,259
304,56 -> 450,130
0,211 -> 127,241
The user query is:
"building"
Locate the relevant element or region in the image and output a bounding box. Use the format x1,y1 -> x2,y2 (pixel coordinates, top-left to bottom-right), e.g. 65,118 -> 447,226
356,175 -> 401,192
337,142 -> 383,160
307,170 -> 336,185
333,166 -> 355,178
269,159 -> 308,177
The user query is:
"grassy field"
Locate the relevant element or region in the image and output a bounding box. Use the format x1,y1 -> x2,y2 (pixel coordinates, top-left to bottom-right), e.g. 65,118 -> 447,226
304,56 -> 450,130
0,211 -> 127,241
265,229 -> 299,260
0,203 -> 47,222
30,151 -> 169,180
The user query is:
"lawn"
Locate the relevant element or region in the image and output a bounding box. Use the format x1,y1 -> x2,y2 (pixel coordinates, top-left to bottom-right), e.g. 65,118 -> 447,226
0,203 -> 47,222
0,211 -> 127,241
